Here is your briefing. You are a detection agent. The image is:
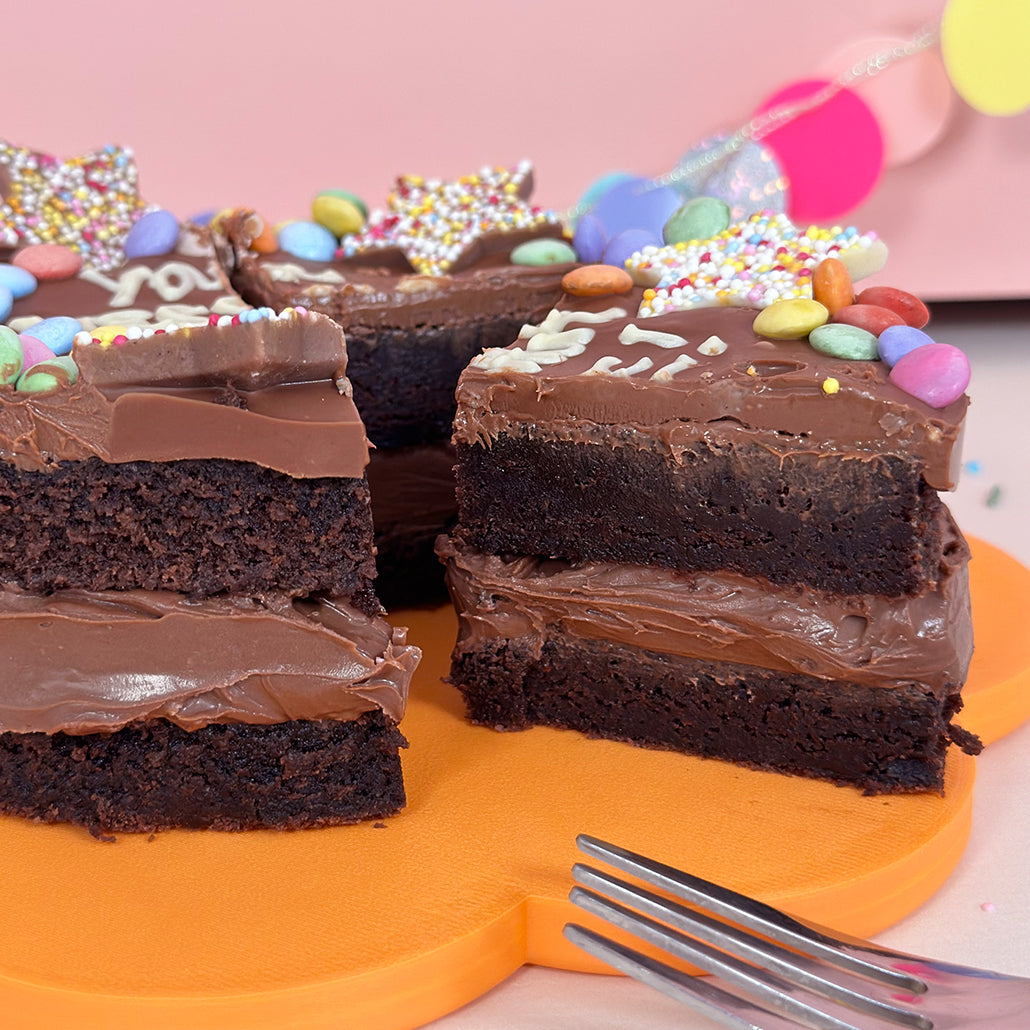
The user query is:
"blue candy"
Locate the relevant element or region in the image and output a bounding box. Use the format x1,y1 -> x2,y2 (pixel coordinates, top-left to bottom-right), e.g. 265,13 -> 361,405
0,263 -> 38,300
878,324 -> 934,368
590,176 -> 682,240
20,316 -> 83,357
278,221 -> 338,263
572,213 -> 607,264
602,228 -> 661,269
124,209 -> 181,259
0,284 -> 11,323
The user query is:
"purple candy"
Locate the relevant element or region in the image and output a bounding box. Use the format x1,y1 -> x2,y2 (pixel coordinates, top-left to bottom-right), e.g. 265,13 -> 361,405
572,213 -> 607,264
124,209 -> 181,259
602,228 -> 661,269
878,324 -> 934,367
590,176 -> 682,239
19,333 -> 56,369
889,343 -> 970,409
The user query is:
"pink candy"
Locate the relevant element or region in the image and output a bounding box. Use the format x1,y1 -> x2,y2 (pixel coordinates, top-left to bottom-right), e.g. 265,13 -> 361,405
12,244 -> 82,281
19,333 -> 56,370
889,343 -> 970,409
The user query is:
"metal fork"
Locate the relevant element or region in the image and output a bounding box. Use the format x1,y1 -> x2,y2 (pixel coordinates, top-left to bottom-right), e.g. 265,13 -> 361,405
564,834 -> 1030,1030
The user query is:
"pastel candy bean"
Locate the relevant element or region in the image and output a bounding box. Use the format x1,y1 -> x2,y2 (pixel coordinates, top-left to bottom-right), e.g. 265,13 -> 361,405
20,316 -> 83,356
855,286 -> 930,328
0,284 -> 11,322
590,176 -> 682,238
878,325 -> 935,367
510,238 -> 577,266
278,221 -> 338,262
318,188 -> 368,221
809,323 -> 879,360
250,217 -> 279,254
19,334 -> 57,369
16,354 -> 78,394
0,263 -> 38,299
831,304 -> 904,336
187,209 -> 217,226
811,257 -> 854,315
752,298 -> 829,340
889,343 -> 970,408
572,213 -> 607,264
663,196 -> 731,245
0,325 -> 24,384
575,171 -> 634,222
312,193 -> 365,237
835,237 -> 888,281
12,244 -> 82,280
602,228 -> 661,269
124,209 -> 180,258
561,264 -> 633,298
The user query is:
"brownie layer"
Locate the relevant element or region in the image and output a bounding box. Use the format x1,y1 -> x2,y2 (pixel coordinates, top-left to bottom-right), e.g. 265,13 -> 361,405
450,635 -> 977,794
455,432 -> 945,597
346,317 -> 544,448
0,712 -> 407,834
0,457 -> 379,611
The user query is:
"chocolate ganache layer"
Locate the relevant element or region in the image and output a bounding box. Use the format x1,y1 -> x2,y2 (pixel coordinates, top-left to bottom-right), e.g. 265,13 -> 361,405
0,586 -> 417,735
454,293 -> 967,492
0,310 -> 369,478
439,510 -> 973,694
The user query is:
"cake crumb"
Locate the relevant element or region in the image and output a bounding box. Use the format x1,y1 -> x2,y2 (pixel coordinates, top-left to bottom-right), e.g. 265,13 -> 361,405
374,821 -> 387,829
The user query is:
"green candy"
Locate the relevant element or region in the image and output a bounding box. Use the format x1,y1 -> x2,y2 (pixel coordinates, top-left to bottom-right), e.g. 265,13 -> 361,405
663,196 -> 732,246
0,325 -> 24,385
15,355 -> 79,394
809,323 -> 880,361
510,238 -> 577,266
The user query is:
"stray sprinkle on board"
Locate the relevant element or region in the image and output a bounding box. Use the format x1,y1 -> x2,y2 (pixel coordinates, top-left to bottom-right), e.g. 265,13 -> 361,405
986,485 -> 1003,508
981,901 -> 997,912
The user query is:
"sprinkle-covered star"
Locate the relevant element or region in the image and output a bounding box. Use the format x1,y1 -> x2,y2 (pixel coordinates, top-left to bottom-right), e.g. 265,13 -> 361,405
340,160 -> 561,276
626,211 -> 886,317
0,139 -> 146,271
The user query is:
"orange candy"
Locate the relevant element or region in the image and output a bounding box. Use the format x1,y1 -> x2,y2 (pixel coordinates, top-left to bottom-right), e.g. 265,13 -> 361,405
562,263 -> 633,298
249,219 -> 279,254
812,257 -> 854,315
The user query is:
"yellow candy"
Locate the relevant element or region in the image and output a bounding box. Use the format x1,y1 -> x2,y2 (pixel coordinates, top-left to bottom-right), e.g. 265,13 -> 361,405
752,299 -> 829,340
822,377 -> 841,395
311,194 -> 365,237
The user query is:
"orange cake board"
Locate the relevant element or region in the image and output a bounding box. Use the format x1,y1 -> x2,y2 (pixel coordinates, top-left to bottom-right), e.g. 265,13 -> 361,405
0,538 -> 1025,1030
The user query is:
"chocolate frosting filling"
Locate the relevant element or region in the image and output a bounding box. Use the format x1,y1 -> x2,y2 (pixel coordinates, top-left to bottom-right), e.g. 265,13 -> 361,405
0,587 -> 418,734
453,296 -> 967,491
438,512 -> 973,692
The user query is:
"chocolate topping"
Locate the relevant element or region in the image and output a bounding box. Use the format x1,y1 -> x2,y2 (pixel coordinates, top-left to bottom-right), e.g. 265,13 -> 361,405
439,512 -> 973,693
0,586 -> 418,734
0,311 -> 369,478
453,294 -> 968,491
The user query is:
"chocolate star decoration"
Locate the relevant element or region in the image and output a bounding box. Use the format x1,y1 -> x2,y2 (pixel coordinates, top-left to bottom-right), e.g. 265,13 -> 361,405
341,161 -> 562,276
0,140 -> 146,271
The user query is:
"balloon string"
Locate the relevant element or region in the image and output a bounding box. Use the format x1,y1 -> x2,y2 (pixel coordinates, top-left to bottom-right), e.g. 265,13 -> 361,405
568,21 -> 940,222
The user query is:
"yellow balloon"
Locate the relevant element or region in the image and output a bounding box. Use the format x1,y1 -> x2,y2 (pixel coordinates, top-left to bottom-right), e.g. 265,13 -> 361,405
941,0 -> 1030,116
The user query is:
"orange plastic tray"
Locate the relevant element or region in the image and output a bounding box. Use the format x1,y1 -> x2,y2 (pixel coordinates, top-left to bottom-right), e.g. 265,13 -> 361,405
0,538 -> 1025,1030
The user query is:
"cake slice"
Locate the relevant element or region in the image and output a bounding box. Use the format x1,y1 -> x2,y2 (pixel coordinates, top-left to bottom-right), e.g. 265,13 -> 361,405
214,163 -> 574,605
440,217 -> 979,793
0,308 -> 419,834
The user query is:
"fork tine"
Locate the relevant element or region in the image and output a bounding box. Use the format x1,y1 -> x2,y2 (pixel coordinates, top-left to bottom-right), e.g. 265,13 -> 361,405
564,921 -> 771,1030
570,885 -> 878,1030
571,875 -> 931,1030
576,834 -> 925,995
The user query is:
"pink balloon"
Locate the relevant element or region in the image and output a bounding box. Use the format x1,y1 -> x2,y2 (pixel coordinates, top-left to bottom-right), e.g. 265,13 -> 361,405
754,79 -> 885,223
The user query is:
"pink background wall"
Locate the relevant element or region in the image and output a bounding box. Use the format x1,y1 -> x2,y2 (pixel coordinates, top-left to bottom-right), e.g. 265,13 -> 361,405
3,0 -> 1027,299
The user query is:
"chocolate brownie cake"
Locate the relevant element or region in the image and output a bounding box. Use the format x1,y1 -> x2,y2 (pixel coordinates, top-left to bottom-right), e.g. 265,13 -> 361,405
0,305 -> 419,834
215,163 -> 575,605
439,212 -> 979,793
